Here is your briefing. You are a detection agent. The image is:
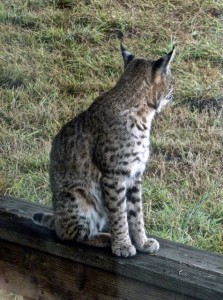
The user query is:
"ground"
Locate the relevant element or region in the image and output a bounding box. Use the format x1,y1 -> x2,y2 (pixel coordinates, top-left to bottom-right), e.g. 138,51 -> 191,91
0,0 -> 222,255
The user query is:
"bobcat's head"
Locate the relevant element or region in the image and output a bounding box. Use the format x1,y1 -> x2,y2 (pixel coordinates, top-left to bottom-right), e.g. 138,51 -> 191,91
121,44 -> 175,113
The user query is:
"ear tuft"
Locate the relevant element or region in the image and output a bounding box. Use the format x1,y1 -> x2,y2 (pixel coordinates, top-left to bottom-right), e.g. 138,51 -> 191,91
153,45 -> 176,73
120,44 -> 135,68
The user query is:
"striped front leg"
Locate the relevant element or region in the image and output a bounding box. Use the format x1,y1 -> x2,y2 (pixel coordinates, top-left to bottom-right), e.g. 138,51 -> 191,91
102,175 -> 136,257
127,178 -> 160,253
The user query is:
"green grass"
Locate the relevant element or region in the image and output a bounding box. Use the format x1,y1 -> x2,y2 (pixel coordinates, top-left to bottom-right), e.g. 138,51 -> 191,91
0,0 -> 222,253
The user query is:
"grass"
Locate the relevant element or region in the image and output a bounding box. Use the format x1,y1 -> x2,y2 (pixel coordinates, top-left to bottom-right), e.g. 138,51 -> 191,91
0,0 -> 222,254
0,290 -> 23,300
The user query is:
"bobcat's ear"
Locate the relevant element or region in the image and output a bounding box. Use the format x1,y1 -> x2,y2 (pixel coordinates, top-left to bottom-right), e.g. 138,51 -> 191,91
120,44 -> 135,68
153,46 -> 175,82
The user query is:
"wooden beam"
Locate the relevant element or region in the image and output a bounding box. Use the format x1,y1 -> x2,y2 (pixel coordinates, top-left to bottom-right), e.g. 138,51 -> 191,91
0,195 -> 222,300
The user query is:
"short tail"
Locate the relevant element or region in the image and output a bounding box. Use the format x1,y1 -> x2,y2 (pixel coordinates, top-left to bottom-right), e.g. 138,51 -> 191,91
32,212 -> 55,230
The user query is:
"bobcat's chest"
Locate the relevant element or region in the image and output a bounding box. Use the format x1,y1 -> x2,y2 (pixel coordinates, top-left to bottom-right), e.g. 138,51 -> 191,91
128,136 -> 149,178
128,111 -> 155,178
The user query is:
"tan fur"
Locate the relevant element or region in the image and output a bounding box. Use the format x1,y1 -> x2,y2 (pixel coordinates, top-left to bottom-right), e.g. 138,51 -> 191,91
33,45 -> 175,257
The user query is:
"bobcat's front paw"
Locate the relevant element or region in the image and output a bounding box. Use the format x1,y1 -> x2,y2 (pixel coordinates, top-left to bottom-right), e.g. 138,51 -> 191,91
112,243 -> 136,257
136,238 -> 159,253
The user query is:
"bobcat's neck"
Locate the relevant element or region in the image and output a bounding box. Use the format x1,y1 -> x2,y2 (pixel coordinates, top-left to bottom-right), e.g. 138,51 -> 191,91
125,102 -> 156,137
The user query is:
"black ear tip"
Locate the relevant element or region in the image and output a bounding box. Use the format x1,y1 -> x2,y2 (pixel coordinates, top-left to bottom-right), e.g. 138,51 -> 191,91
153,45 -> 175,71
120,43 -> 126,52
164,44 -> 176,63
170,44 -> 176,55
120,44 -> 135,68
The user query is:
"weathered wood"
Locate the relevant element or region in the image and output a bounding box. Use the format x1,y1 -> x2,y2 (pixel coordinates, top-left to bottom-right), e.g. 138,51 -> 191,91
0,195 -> 222,300
0,240 -> 194,300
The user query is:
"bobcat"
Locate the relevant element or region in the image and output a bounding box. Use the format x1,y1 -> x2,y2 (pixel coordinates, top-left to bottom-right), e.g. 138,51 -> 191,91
33,44 -> 175,257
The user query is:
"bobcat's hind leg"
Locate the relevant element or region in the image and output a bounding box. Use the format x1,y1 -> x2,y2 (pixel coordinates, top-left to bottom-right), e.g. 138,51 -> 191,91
54,188 -> 108,247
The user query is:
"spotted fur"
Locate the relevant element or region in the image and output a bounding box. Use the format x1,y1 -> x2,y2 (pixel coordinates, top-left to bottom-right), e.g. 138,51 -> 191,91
33,45 -> 175,257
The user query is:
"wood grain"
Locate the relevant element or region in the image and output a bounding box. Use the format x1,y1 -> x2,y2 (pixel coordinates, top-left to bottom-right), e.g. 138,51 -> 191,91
0,240 -> 195,300
0,195 -> 222,300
